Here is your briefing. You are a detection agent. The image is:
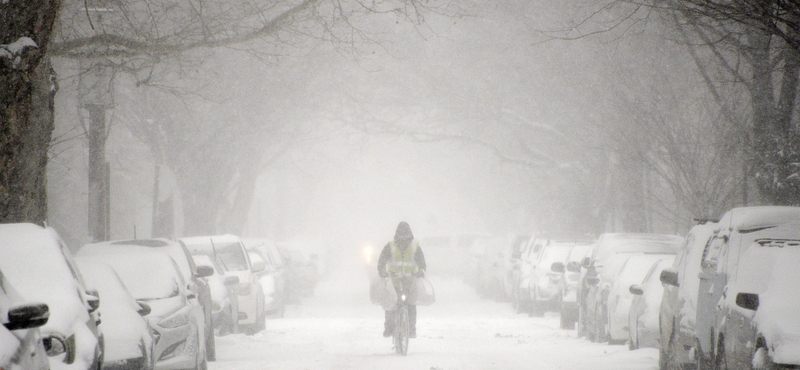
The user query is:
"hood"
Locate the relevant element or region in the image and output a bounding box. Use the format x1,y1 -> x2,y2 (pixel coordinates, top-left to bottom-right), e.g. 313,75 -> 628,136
394,222 -> 414,248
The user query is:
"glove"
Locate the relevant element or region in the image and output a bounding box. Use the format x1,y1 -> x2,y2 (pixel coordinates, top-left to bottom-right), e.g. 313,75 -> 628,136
415,270 -> 425,278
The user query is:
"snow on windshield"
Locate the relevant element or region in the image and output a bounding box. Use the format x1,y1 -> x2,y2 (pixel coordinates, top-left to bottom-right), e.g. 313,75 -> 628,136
78,252 -> 182,301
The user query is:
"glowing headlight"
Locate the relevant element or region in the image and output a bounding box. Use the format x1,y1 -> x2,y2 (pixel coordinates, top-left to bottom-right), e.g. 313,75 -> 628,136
158,311 -> 190,328
363,244 -> 374,264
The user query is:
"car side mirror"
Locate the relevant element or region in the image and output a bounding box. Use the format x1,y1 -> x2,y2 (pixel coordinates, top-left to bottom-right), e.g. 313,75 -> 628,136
5,303 -> 49,330
736,292 -> 759,311
224,276 -> 240,286
195,265 -> 214,278
86,289 -> 100,313
660,268 -> 679,287
550,262 -> 565,273
586,277 -> 600,286
137,302 -> 151,316
629,284 -> 644,296
581,257 -> 591,269
566,261 -> 581,273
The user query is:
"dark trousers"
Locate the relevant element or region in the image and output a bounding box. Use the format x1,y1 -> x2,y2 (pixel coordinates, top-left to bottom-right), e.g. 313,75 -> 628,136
384,305 -> 416,331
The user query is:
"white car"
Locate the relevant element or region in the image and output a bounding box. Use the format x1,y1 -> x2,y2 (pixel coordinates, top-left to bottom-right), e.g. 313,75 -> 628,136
78,251 -> 206,370
606,254 -> 674,344
190,255 -> 239,335
0,223 -> 103,370
181,235 -> 265,334
75,260 -> 154,370
0,268 -> 50,370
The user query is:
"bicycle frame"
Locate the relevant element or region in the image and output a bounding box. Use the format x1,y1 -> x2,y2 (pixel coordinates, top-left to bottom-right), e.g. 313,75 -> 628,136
391,276 -> 411,355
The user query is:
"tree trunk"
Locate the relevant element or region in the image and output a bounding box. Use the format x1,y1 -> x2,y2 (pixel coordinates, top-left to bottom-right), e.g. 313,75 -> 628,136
0,0 -> 62,224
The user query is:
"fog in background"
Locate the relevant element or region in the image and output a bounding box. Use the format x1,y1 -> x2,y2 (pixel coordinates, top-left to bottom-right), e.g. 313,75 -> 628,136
47,1 -> 721,252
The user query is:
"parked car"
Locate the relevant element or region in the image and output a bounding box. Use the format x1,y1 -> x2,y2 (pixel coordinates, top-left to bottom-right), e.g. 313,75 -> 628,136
242,239 -> 286,317
74,260 -> 154,370
513,233 -> 548,313
502,234 -> 532,302
529,239 -> 593,316
629,257 -> 673,350
181,235 -> 265,334
0,268 -> 50,370
551,243 -> 593,329
713,229 -> 800,369
606,254 -> 675,344
657,221 -> 719,369
692,206 -> 800,370
584,253 -> 633,342
191,255 -> 239,335
472,236 -> 506,300
0,223 -> 103,370
79,239 -> 215,361
580,233 -> 683,343
77,251 -> 207,370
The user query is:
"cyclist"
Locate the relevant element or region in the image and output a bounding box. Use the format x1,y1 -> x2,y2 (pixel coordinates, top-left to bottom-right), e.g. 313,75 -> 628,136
377,221 -> 427,338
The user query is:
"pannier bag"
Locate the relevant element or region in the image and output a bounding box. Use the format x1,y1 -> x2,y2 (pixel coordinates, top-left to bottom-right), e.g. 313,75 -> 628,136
369,277 -> 398,311
410,276 -> 435,306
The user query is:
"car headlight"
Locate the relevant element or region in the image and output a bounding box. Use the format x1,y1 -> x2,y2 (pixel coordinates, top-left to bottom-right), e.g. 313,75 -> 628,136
43,334 -> 74,364
158,311 -> 190,328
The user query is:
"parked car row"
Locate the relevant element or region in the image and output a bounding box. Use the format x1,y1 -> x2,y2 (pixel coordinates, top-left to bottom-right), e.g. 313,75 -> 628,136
658,206 -> 800,370
0,225 -> 296,370
465,206 -> 800,370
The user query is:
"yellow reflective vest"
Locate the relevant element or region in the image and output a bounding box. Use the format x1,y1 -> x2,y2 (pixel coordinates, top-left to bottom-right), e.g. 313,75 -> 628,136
387,240 -> 419,277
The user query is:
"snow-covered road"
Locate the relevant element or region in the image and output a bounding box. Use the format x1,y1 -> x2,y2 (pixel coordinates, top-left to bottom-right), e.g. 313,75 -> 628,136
210,257 -> 660,370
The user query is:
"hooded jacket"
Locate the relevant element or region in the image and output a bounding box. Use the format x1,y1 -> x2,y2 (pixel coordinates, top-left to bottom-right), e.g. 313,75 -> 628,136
378,222 -> 426,278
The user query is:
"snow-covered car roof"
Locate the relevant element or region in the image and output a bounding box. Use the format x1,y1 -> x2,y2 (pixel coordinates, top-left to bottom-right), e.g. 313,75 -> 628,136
721,206 -> 800,232
79,239 -> 194,281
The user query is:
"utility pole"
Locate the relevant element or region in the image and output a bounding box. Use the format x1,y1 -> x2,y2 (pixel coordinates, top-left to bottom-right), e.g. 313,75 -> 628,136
86,103 -> 110,242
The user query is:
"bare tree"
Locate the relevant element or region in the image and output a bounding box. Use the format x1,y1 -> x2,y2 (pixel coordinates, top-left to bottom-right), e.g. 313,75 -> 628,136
1,1 -> 61,223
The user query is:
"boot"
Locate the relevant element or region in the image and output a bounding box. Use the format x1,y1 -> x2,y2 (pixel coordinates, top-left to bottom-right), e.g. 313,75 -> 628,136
383,310 -> 394,337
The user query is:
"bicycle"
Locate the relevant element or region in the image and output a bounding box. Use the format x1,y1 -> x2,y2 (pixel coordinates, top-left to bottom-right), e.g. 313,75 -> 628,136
389,275 -> 412,356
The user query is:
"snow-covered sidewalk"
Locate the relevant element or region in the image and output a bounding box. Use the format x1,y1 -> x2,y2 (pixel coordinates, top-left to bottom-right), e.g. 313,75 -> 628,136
211,257 -> 660,370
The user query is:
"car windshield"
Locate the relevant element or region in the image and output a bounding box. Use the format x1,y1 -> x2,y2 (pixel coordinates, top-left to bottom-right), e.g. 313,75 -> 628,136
212,241 -> 249,271
539,243 -> 573,265
82,253 -> 182,301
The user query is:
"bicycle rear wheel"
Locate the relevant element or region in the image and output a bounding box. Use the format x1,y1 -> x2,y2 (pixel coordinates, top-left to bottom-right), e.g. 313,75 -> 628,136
394,306 -> 409,355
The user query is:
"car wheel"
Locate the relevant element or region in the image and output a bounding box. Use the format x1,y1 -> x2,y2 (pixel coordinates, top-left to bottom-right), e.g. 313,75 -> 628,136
205,308 -> 215,361
560,309 -> 573,330
595,307 -> 608,343
696,345 -> 713,370
628,323 -> 637,350
529,300 -> 544,317
715,337 -> 727,370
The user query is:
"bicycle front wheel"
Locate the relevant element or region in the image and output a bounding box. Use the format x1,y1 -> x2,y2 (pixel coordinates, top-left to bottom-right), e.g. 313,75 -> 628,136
394,306 -> 409,355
